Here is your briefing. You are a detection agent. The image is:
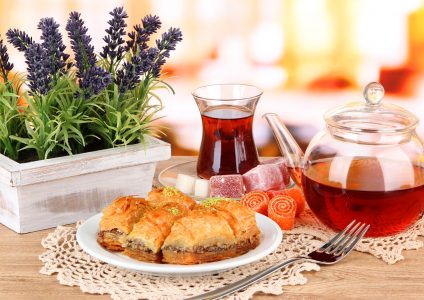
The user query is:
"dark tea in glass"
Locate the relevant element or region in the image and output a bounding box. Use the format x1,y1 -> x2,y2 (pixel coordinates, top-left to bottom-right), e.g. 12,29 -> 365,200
193,84 -> 262,179
197,107 -> 259,178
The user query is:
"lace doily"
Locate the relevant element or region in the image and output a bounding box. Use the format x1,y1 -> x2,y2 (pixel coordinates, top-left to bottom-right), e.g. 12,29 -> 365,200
39,210 -> 424,300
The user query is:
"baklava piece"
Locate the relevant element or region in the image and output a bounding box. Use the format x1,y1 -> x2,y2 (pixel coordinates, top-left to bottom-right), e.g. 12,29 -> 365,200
204,198 -> 261,250
147,187 -> 197,210
123,202 -> 189,262
97,196 -> 150,251
162,200 -> 260,264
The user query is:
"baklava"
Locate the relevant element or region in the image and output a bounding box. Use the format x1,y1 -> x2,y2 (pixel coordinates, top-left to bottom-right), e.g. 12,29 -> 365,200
97,192 -> 262,264
147,187 -> 197,210
162,199 -> 260,264
123,202 -> 189,262
206,199 -> 261,248
97,196 -> 150,251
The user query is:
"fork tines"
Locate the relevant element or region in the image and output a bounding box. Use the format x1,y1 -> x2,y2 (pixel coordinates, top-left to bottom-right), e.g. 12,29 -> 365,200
319,220 -> 370,256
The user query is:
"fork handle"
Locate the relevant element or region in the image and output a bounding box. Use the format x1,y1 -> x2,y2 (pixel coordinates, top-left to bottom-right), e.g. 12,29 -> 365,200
185,257 -> 302,300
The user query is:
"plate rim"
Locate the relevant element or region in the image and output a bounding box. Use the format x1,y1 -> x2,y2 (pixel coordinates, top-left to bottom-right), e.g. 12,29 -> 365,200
76,212 -> 282,275
157,159 -> 198,187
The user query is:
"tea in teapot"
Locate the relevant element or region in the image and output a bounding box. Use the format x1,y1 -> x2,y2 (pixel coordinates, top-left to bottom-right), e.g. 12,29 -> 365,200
303,157 -> 423,237
265,82 -> 424,237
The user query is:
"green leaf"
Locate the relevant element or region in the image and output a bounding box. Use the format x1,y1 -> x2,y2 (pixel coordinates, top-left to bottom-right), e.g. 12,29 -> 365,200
1,92 -> 20,98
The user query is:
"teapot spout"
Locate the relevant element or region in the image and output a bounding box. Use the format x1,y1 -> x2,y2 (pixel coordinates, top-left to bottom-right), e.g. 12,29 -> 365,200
263,113 -> 304,186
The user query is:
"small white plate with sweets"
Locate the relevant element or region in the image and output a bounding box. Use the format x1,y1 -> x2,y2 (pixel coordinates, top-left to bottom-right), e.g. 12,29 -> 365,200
157,158 -> 293,200
76,190 -> 282,276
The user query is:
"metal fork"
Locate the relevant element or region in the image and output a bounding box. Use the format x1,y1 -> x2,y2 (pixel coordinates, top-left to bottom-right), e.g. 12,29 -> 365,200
186,220 -> 370,300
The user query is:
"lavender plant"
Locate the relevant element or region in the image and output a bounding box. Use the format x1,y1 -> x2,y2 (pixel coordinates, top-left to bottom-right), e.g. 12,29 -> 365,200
100,7 -> 128,72
24,43 -> 52,95
11,76 -> 88,160
38,18 -> 69,75
0,38 -> 13,82
6,15 -> 92,159
89,8 -> 182,148
66,12 -> 112,99
0,38 -> 24,160
126,15 -> 161,55
6,29 -> 34,52
0,6 -> 181,161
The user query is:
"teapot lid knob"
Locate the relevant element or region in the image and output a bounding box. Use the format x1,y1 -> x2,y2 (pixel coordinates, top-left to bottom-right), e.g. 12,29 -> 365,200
325,81 -> 419,133
363,82 -> 384,106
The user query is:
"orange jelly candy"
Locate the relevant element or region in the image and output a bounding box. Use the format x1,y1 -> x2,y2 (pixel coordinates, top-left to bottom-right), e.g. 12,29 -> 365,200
267,188 -> 305,216
240,191 -> 269,215
267,195 -> 297,230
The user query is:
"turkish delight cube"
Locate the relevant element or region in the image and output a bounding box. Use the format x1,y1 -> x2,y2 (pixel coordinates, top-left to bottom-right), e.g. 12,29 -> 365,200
209,174 -> 244,198
263,157 -> 291,188
242,164 -> 283,192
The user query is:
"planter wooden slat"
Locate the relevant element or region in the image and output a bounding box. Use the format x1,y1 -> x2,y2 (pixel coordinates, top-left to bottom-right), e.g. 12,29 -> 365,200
0,136 -> 170,233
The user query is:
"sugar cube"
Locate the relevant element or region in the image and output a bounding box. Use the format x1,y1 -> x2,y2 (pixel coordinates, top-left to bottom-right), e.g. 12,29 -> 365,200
175,174 -> 195,194
194,179 -> 210,198
210,174 -> 244,198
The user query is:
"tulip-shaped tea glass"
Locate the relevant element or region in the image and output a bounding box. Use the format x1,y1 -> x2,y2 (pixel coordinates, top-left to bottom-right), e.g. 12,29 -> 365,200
193,84 -> 262,179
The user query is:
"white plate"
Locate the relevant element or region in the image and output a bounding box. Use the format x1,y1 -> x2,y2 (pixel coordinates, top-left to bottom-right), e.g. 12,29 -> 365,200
76,213 -> 282,276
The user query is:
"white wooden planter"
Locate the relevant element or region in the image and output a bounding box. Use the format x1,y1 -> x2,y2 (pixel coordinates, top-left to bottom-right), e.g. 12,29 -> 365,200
0,136 -> 170,233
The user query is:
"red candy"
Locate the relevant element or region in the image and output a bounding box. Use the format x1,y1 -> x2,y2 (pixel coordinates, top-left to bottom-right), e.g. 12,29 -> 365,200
210,174 -> 244,198
243,163 -> 287,192
263,158 -> 290,187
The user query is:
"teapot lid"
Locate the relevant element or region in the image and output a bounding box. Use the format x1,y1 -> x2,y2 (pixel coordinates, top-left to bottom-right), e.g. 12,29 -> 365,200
324,82 -> 419,133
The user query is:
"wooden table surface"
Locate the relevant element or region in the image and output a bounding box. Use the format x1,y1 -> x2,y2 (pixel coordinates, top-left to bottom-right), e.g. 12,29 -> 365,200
0,156 -> 423,300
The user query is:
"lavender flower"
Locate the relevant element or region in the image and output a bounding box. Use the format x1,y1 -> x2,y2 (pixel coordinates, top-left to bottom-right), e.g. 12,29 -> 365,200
38,18 -> 69,74
115,14 -> 165,94
79,66 -> 112,99
24,43 -> 51,95
116,18 -> 182,92
156,28 -> 183,53
151,27 -> 182,77
126,15 -> 161,54
142,15 -> 162,35
0,39 -> 13,81
66,12 -> 111,98
65,11 -> 96,76
100,7 -> 128,62
115,52 -> 154,94
6,28 -> 34,52
151,59 -> 165,77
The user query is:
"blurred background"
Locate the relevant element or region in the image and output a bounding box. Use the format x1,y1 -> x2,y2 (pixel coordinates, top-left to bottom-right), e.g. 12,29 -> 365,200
2,0 -> 424,156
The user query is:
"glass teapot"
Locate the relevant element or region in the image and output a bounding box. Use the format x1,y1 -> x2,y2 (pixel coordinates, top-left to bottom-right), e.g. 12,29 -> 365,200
264,82 -> 424,237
